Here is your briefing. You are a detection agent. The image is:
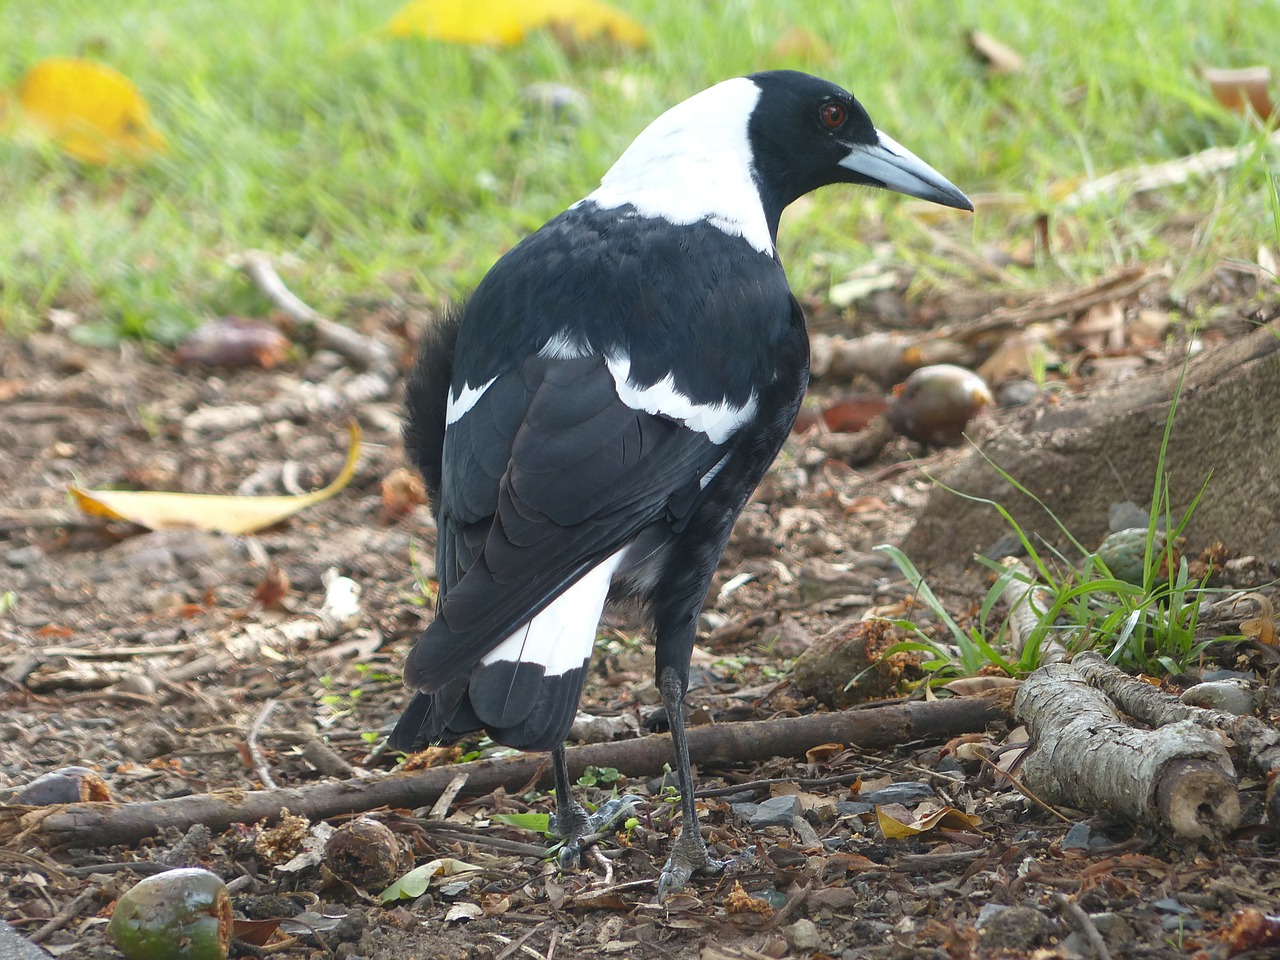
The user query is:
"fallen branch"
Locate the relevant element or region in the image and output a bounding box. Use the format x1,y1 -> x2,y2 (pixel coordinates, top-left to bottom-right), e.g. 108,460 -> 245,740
231,251 -> 398,406
1061,129 -> 1280,210
1015,662 -> 1240,840
1,691 -> 1012,849
808,265 -> 1163,387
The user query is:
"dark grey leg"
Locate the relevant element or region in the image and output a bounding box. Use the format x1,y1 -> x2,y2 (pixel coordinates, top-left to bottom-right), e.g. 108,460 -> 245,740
548,744 -> 641,871
656,666 -> 731,898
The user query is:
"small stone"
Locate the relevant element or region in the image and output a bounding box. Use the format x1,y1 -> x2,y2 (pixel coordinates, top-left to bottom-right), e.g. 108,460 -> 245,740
998,379 -> 1040,407
835,801 -> 873,817
5,545 -> 42,568
784,919 -> 822,952
976,903 -> 1009,928
859,782 -> 934,805
1180,680 -> 1257,715
730,802 -> 760,822
1061,822 -> 1091,850
749,795 -> 802,829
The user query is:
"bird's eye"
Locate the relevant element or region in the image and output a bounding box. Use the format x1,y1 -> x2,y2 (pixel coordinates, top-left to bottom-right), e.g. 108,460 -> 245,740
819,101 -> 847,130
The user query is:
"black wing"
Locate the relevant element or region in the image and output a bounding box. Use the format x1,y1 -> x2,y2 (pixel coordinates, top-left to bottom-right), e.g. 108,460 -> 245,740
405,350 -> 734,690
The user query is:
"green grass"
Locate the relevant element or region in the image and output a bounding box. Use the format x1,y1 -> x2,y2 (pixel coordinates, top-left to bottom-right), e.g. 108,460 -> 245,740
1,0 -> 1278,341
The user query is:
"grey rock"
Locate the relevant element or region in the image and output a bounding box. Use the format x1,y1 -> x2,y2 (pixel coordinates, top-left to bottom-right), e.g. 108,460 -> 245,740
784,918 -> 822,952
976,903 -> 1009,928
1180,679 -> 1257,715
4,546 -> 42,569
859,782 -> 934,805
730,802 -> 760,821
1062,822 -> 1092,850
749,795 -> 801,829
835,801 -> 873,817
0,920 -> 52,959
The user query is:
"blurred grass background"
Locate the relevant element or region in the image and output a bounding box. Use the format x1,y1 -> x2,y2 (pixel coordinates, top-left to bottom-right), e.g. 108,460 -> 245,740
1,0 -> 1277,343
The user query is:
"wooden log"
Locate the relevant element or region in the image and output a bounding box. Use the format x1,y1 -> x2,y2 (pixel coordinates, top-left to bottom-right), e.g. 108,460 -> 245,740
1015,662 -> 1240,839
2,691 -> 1013,849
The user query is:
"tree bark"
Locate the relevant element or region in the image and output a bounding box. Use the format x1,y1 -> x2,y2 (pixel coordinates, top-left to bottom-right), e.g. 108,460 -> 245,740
2,691 -> 1013,849
901,318 -> 1280,571
1014,662 -> 1240,839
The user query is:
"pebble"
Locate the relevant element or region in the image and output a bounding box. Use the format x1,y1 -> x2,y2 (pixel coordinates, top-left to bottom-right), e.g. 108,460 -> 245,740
784,919 -> 822,952
1061,822 -> 1092,850
835,801 -> 873,817
749,795 -> 802,829
859,782 -> 934,805
4,546 -> 42,568
1180,680 -> 1256,715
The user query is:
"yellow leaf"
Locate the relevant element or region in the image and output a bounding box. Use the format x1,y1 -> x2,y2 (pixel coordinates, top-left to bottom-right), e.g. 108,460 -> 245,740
71,422 -> 360,535
16,57 -> 166,165
384,0 -> 646,48
876,804 -> 982,839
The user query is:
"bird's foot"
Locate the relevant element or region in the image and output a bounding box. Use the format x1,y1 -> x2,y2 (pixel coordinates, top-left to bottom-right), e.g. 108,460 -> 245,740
656,830 -> 750,900
550,794 -> 643,871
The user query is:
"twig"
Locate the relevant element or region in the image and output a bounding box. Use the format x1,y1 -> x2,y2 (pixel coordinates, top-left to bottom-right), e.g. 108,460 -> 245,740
30,885 -> 100,944
247,699 -> 279,790
427,773 -> 470,820
978,754 -> 1072,824
1061,129 -> 1280,210
233,251 -> 396,404
1053,893 -> 1113,960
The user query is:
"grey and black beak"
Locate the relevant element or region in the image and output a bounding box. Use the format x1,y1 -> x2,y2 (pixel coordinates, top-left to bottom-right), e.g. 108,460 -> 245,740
839,129 -> 973,211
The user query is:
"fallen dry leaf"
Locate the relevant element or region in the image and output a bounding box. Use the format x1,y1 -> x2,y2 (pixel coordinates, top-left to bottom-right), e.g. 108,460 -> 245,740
967,30 -> 1025,75
1069,300 -> 1126,352
16,57 -> 166,164
1201,65 -> 1274,119
877,803 -> 983,839
71,422 -> 361,534
384,0 -> 646,48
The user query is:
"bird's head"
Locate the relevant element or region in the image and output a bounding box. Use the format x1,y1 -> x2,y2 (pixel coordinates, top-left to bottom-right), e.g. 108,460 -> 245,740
745,69 -> 972,221
586,70 -> 971,254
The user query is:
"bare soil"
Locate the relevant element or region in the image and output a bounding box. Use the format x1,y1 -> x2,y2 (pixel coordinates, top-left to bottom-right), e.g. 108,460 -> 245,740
2,278 -> 1280,960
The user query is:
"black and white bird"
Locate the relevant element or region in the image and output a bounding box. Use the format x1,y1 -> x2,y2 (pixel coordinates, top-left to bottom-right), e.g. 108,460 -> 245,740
391,70 -> 971,895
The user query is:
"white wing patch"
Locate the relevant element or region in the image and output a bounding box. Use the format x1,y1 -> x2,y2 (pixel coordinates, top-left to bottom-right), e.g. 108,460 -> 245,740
445,377 -> 497,426
480,549 -> 627,676
577,77 -> 773,256
606,355 -> 756,444
538,330 -> 590,360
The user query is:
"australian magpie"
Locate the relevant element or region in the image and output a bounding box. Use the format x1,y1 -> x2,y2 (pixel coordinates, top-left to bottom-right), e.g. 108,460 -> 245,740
391,69 -> 971,896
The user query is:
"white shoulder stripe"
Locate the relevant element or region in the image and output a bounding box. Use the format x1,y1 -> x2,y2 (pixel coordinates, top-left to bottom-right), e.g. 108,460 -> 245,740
445,376 -> 497,426
606,355 -> 756,444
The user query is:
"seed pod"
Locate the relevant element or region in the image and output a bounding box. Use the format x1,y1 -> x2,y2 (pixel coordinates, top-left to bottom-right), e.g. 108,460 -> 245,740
106,868 -> 231,960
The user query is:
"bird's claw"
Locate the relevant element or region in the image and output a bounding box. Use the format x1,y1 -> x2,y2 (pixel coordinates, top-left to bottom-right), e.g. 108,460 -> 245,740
656,831 -> 750,900
551,794 -> 643,871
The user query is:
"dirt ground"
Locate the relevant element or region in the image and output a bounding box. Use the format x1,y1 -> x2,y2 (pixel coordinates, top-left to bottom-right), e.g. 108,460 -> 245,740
3,276 -> 1280,960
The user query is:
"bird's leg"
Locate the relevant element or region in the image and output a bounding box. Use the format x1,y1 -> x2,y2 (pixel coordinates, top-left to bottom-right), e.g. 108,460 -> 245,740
656,666 -> 739,899
547,745 -> 642,871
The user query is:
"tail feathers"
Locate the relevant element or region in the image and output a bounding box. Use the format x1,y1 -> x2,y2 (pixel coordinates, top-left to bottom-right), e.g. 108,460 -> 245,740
387,667 -> 588,753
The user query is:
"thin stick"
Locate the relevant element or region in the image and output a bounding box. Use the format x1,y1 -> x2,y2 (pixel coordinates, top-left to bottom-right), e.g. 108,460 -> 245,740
30,885 -> 100,943
978,754 -> 1072,824
1053,893 -> 1113,960
247,699 -> 279,790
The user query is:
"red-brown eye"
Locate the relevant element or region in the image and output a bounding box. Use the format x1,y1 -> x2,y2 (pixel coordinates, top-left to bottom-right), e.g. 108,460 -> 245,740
819,101 -> 847,129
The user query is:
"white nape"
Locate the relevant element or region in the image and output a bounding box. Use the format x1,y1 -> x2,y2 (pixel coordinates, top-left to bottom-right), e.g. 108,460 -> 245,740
578,77 -> 773,256
480,549 -> 627,676
445,376 -> 498,426
606,354 -> 756,445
